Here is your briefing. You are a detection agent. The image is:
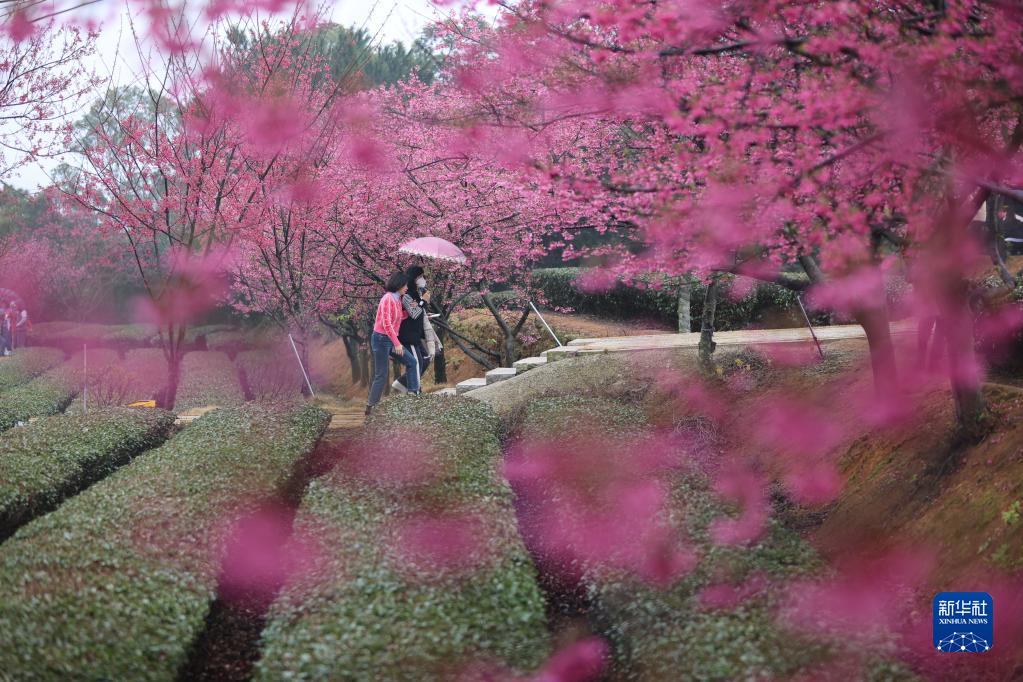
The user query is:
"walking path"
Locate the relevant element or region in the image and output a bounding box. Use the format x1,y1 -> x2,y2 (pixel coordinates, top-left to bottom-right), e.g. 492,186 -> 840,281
452,321 -> 915,394
550,321 -> 916,359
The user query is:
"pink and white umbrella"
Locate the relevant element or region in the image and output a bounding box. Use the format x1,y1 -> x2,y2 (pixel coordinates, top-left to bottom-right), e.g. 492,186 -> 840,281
398,237 -> 467,264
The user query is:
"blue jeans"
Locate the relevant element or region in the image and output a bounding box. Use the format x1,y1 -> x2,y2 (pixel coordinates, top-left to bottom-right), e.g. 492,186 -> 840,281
368,332 -> 419,406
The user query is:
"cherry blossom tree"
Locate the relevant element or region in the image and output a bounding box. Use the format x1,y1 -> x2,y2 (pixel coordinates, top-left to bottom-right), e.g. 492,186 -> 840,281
0,186 -> 136,319
63,6 -> 340,405
0,17 -> 97,178
319,79 -> 574,375
432,0 -> 1023,432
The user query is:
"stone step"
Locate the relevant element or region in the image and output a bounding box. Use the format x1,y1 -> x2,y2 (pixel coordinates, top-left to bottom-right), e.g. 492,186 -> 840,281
541,347 -> 580,362
434,387 -> 457,396
485,367 -> 517,384
328,416 -> 365,430
513,356 -> 547,374
175,405 -> 220,426
455,377 -> 488,394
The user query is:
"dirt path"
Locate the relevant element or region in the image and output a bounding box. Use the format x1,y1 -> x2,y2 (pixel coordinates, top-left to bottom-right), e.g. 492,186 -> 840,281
180,397 -> 364,681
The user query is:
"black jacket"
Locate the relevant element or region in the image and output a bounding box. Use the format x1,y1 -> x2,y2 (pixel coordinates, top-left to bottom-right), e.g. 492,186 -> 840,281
398,294 -> 425,346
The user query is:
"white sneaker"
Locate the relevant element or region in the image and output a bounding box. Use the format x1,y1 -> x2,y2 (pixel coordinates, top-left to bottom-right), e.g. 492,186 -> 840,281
391,379 -> 408,394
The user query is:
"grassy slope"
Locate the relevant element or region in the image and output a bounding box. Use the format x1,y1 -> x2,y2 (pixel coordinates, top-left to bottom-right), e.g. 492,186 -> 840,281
483,337 -> 1023,678
517,396 -> 837,681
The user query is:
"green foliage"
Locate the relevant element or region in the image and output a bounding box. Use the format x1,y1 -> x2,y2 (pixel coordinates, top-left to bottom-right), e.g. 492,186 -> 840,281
1002,500 -> 1021,526
0,347 -> 65,392
227,22 -> 439,92
0,184 -> 49,242
0,408 -> 175,538
0,403 -> 330,681
0,350 -> 119,432
256,396 -> 550,680
306,24 -> 439,87
522,395 -> 648,442
173,351 -> 245,411
531,268 -> 828,330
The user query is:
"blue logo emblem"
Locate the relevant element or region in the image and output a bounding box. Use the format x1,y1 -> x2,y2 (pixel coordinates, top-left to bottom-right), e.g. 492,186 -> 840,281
933,592 -> 993,653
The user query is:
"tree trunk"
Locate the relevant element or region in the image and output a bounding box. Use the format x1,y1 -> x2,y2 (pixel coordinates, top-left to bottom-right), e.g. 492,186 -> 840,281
162,322 -> 187,411
504,334 -> 517,368
698,274 -> 720,372
677,282 -> 692,333
359,345 -> 370,388
851,304 -> 899,394
164,354 -> 181,411
946,294 -> 988,439
342,335 -> 362,384
292,330 -> 313,397
480,292 -> 530,367
433,325 -> 448,384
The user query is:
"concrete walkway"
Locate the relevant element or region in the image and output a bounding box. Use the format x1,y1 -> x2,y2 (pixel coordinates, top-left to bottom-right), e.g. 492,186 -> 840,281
454,321 -> 915,394
543,321 -> 915,361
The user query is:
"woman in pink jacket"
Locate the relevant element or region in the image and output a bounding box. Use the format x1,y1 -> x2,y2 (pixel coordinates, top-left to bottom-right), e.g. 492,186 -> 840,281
366,272 -> 421,415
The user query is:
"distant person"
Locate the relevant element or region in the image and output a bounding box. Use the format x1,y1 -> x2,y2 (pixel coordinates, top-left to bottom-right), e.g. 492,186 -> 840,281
14,304 -> 28,349
0,305 -> 11,356
366,271 -> 420,416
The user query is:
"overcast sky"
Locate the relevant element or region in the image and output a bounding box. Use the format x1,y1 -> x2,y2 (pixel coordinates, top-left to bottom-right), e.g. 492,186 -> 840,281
7,0 -> 483,191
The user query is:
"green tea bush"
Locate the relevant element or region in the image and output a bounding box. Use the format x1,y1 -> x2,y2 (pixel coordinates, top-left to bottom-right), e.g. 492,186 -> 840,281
0,347 -> 65,392
531,268 -> 828,330
256,396 -> 549,681
30,323 -> 158,351
0,349 -> 120,432
0,407 -> 175,539
520,397 -> 827,681
0,403 -> 329,681
174,351 -> 245,411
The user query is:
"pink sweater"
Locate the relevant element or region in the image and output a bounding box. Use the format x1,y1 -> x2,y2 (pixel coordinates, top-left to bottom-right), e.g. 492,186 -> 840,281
373,293 -> 407,347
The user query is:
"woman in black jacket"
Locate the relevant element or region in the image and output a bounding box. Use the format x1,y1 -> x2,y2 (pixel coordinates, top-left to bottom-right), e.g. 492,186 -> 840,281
393,265 -> 430,393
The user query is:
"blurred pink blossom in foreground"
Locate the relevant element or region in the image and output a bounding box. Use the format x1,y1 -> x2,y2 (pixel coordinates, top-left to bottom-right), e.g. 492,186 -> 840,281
391,512 -> 488,576
217,503 -> 322,604
505,437 -> 695,587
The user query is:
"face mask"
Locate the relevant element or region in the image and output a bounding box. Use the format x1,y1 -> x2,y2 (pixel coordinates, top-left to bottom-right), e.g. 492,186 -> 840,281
416,277 -> 427,290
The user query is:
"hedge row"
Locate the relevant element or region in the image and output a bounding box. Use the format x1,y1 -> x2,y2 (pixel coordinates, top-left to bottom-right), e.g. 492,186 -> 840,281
255,396 -> 550,680
519,397 -> 833,680
30,322 -> 158,350
174,351 -> 245,411
30,323 -> 238,353
237,350 -> 304,402
205,327 -> 278,355
0,347 -> 65,392
0,407 -> 175,540
0,403 -> 330,681
530,268 -> 830,331
0,349 -> 120,432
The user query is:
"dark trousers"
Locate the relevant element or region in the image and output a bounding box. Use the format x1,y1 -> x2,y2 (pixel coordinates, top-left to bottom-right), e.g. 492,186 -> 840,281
367,332 -> 419,407
397,341 -> 430,388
